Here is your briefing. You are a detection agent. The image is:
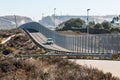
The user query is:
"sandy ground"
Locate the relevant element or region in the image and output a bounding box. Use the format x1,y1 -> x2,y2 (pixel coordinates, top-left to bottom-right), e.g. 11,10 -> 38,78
70,59 -> 120,78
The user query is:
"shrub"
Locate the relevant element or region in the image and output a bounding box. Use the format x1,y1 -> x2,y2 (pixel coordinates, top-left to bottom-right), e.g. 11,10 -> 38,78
36,51 -> 44,54
0,37 -> 3,43
112,53 -> 119,60
110,27 -> 120,33
2,47 -> 16,55
0,62 -> 14,73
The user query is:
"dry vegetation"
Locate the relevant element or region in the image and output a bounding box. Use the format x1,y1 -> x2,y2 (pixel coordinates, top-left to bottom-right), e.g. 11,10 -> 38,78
0,28 -> 45,55
0,37 -> 2,43
0,57 -> 119,80
0,28 -> 120,80
57,30 -> 87,35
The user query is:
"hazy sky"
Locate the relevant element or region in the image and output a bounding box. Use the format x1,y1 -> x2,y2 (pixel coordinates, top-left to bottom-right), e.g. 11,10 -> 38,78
0,0 -> 120,21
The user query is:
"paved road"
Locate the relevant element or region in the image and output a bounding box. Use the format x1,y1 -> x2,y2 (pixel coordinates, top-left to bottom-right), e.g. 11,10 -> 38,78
26,29 -> 70,52
20,22 -> 120,53
25,29 -> 112,53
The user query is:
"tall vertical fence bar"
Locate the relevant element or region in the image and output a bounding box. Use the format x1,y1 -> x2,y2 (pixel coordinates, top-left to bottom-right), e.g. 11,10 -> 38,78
21,22 -> 120,54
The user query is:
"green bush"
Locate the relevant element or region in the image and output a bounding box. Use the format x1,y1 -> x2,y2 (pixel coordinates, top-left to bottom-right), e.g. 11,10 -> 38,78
36,51 -> 44,54
110,27 -> 120,33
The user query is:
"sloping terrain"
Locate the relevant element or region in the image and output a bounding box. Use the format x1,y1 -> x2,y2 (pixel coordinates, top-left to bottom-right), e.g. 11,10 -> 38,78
0,29 -> 119,80
0,15 -> 32,29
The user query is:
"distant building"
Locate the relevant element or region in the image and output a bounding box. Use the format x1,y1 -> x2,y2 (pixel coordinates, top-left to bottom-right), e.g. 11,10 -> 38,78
111,20 -> 120,27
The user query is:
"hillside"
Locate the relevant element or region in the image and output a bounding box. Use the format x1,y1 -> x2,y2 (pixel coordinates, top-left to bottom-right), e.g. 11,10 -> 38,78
39,15 -> 115,27
0,15 -> 32,29
0,29 -> 119,80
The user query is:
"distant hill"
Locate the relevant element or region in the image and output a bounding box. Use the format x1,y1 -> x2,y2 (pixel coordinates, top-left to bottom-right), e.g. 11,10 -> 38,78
0,15 -> 32,29
39,15 -> 116,27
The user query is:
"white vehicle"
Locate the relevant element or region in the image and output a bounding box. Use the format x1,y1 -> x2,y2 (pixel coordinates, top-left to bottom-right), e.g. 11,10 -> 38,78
46,38 -> 54,44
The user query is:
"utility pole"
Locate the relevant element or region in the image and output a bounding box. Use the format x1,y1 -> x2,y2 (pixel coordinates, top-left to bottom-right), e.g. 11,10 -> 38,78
14,15 -> 17,28
87,9 -> 90,53
54,8 -> 56,28
42,13 -> 44,20
87,9 -> 90,35
41,13 -> 44,25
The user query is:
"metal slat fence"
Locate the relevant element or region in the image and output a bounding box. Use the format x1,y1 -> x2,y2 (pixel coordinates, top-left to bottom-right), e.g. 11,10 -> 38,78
22,22 -> 120,54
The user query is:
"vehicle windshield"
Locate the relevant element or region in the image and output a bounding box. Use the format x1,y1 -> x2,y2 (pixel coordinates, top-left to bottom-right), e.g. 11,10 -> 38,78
47,38 -> 53,41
